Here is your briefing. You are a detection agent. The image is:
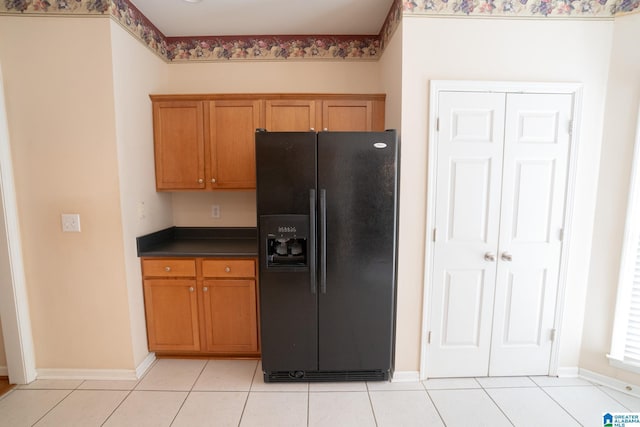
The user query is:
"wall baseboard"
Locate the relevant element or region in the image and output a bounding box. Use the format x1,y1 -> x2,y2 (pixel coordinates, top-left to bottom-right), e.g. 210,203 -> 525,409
37,367 -> 138,381
557,366 -> 580,377
0,365 -> 7,376
579,368 -> 640,398
135,352 -> 156,379
392,371 -> 421,382
36,353 -> 157,381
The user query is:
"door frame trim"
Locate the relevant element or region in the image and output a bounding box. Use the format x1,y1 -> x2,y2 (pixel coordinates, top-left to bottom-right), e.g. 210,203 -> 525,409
420,80 -> 583,380
0,63 -> 37,384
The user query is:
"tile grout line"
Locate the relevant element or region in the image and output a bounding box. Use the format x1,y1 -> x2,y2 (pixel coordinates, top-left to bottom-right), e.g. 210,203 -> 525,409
28,378 -> 88,426
307,383 -> 311,427
101,357 -> 160,426
99,388 -> 135,427
365,381 -> 379,427
420,379 -> 449,426
167,359 -> 210,426
28,388 -> 74,427
598,386 -> 636,412
423,387 -> 448,426
480,386 -> 516,427
534,377 -> 585,427
238,360 -> 260,427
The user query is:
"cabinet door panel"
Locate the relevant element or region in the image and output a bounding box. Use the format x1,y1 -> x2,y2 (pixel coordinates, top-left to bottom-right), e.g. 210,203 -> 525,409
143,279 -> 200,351
322,100 -> 373,131
265,100 -> 317,131
202,279 -> 258,353
208,100 -> 262,189
153,101 -> 205,190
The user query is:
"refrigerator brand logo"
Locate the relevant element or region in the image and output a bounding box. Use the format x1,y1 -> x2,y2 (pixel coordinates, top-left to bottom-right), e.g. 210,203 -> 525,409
278,226 -> 297,233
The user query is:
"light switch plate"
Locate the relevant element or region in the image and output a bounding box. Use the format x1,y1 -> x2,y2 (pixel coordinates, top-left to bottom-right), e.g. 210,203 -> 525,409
61,213 -> 81,232
211,204 -> 220,219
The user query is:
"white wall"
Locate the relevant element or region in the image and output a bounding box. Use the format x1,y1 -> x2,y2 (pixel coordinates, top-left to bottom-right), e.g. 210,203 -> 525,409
109,21 -> 173,368
379,24 -> 403,133
402,17 -> 614,371
167,61 -> 383,94
581,13 -> 640,383
378,24 -> 407,368
0,16 -> 134,370
0,318 -> 6,371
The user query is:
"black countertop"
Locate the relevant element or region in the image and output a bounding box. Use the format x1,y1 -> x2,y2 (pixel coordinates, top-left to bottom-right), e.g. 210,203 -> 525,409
137,227 -> 258,257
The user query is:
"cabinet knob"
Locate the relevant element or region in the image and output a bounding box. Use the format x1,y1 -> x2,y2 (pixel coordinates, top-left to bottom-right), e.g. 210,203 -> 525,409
203,286 -> 208,292
310,127 -> 315,131
501,252 -> 513,262
198,178 -> 204,184
211,178 -> 216,183
484,252 -> 496,262
323,128 -> 328,131
165,266 -> 171,272
189,286 -> 194,292
225,266 -> 231,273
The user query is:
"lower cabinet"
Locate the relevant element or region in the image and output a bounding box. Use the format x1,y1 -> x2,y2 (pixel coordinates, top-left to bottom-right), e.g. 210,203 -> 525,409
143,279 -> 201,352
141,257 -> 259,356
202,279 -> 258,353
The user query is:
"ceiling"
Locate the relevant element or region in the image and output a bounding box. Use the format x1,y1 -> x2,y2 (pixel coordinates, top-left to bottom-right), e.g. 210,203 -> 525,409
129,0 -> 395,38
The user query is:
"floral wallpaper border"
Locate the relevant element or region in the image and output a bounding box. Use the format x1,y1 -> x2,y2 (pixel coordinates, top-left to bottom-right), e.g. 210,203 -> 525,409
0,0 -> 637,63
402,0 -> 638,16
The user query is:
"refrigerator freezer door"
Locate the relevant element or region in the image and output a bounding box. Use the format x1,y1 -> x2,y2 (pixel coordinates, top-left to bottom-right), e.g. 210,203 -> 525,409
255,131 -> 317,215
317,131 -> 398,372
256,131 -> 319,372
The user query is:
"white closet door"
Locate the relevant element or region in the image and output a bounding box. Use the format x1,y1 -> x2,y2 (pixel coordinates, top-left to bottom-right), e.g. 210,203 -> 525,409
488,93 -> 572,376
428,91 -> 506,377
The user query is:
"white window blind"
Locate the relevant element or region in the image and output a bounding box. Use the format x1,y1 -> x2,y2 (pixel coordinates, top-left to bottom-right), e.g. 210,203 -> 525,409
609,105 -> 640,372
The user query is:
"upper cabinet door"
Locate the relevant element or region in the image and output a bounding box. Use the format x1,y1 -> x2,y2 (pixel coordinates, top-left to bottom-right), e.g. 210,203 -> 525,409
322,99 -> 384,131
265,99 -> 318,131
153,101 -> 205,190
208,100 -> 263,189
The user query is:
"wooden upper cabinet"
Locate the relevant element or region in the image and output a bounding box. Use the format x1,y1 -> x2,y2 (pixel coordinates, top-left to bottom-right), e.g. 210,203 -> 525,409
150,94 -> 385,191
322,99 -> 385,131
153,101 -> 205,190
265,99 -> 318,131
208,100 -> 262,189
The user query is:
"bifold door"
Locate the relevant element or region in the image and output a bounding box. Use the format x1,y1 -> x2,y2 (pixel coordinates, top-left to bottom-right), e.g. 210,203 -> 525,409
428,91 -> 573,377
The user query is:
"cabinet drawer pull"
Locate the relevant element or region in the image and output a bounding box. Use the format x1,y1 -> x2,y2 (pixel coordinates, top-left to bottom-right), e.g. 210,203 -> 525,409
165,266 -> 171,272
198,178 -> 204,184
211,178 -> 216,183
203,286 -> 208,292
189,286 -> 194,292
225,266 -> 231,273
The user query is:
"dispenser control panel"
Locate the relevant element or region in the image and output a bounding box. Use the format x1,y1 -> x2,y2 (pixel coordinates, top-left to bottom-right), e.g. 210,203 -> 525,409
259,215 -> 309,270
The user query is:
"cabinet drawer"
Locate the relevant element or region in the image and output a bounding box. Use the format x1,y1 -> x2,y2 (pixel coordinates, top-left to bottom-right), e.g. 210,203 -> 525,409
202,259 -> 255,278
142,259 -> 196,277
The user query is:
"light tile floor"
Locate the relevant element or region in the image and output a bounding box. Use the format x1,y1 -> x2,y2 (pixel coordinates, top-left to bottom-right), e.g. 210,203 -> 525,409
1,358 -> 639,426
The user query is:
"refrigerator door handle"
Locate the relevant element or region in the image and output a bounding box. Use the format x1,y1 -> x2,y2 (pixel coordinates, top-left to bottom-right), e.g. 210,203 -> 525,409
319,189 -> 327,294
309,189 -> 317,294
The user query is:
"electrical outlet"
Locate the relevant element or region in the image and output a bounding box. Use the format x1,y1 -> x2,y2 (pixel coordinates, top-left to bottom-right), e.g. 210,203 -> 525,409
137,201 -> 146,220
211,204 -> 220,219
61,213 -> 81,232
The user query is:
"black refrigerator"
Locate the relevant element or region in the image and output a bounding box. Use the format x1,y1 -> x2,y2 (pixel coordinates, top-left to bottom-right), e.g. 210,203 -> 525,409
255,130 -> 398,382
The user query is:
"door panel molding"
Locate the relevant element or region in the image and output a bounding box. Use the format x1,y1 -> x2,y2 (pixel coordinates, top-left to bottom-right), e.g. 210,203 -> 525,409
421,80 -> 583,380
